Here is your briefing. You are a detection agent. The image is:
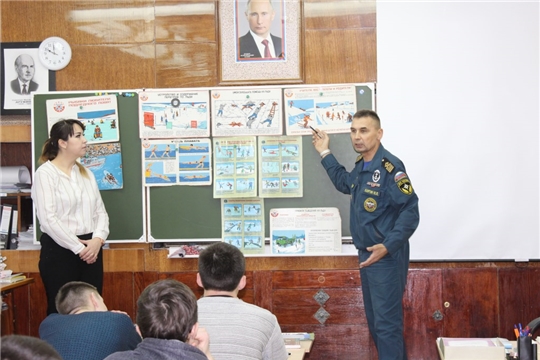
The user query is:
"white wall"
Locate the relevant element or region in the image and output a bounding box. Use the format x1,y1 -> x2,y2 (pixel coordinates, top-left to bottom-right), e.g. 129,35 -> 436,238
377,1 -> 540,260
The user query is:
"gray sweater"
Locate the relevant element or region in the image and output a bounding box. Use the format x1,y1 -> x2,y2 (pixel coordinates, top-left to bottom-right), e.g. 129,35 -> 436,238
197,297 -> 288,360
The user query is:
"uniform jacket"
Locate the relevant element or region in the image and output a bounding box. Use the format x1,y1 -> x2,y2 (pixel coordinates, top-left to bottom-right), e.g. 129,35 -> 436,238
322,143 -> 419,255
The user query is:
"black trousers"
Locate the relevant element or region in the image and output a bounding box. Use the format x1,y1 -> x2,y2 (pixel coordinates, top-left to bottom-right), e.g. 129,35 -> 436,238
39,233 -> 103,315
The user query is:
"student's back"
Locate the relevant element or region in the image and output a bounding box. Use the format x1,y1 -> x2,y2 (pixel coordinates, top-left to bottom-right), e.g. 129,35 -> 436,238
196,242 -> 287,360
198,297 -> 287,360
39,311 -> 141,360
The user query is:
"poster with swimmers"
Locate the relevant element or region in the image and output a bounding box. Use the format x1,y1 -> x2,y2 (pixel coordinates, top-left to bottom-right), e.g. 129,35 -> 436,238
221,198 -> 265,255
258,136 -> 302,198
210,87 -> 283,137
142,138 -> 212,186
213,136 -> 257,198
45,94 -> 120,144
138,89 -> 210,139
283,83 -> 375,136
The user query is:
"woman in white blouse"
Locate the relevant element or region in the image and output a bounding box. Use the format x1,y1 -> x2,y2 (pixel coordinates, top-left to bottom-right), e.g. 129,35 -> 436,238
32,119 -> 109,315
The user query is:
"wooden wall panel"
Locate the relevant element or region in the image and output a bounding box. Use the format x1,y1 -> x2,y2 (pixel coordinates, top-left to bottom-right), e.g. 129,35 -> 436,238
156,43 -> 218,88
155,1 -> 216,43
58,44 -> 156,91
498,267 -> 540,340
304,0 -> 376,30
0,142 -> 32,170
304,28 -> 377,84
404,269 -> 443,360
441,268 -> 499,338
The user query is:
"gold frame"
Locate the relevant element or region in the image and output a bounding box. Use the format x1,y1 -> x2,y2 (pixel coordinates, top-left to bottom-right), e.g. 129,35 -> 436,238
218,0 -> 304,85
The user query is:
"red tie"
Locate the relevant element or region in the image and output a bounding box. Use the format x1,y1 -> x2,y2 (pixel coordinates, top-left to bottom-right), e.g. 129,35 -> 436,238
262,39 -> 271,58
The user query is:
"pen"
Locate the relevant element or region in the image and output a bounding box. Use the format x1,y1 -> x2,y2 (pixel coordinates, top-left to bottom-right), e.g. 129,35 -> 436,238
309,126 -> 322,139
514,324 -> 520,339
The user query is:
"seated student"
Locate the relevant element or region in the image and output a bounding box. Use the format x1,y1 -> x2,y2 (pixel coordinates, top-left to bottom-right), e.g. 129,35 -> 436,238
197,242 -> 288,360
1,335 -> 62,360
39,281 -> 141,360
104,279 -> 214,360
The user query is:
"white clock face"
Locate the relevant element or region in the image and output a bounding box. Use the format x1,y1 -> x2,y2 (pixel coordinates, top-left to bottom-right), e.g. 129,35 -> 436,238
38,37 -> 72,71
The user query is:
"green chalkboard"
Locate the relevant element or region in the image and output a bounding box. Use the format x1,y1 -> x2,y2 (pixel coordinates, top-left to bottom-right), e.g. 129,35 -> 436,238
148,133 -> 358,240
32,92 -> 144,242
148,83 -> 375,241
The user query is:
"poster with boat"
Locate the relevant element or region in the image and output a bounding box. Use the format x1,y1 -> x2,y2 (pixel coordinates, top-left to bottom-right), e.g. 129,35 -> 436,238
45,94 -> 120,144
80,143 -> 124,191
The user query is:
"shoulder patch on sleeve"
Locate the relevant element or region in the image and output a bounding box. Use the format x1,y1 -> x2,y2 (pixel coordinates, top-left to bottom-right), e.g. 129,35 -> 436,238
382,157 -> 395,173
394,171 -> 414,195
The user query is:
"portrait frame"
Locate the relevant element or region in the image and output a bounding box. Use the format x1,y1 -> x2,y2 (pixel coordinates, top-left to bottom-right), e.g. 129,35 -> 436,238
218,0 -> 304,85
1,42 -> 56,115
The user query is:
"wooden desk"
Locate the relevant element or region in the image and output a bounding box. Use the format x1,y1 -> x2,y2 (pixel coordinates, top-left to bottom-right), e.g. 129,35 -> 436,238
1,278 -> 34,335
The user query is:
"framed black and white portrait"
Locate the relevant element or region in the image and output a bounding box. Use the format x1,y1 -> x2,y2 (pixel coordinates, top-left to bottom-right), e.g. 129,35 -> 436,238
1,42 -> 55,115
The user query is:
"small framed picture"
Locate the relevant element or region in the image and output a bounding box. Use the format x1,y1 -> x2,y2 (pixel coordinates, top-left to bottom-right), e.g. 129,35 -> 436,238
1,42 -> 56,115
218,0 -> 304,85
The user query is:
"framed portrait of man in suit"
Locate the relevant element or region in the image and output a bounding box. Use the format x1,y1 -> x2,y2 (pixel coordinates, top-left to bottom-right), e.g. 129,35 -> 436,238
1,42 -> 55,115
218,0 -> 303,85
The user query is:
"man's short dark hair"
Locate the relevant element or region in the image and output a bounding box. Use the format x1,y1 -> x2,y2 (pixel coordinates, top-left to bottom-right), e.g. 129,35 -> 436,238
55,281 -> 98,315
198,242 -> 245,292
354,109 -> 381,127
0,335 -> 62,360
136,279 -> 198,342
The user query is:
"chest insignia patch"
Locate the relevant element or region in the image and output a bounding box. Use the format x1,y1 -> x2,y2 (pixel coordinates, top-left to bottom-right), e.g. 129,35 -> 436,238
382,157 -> 395,173
372,169 -> 380,183
364,197 -> 377,212
397,178 -> 414,195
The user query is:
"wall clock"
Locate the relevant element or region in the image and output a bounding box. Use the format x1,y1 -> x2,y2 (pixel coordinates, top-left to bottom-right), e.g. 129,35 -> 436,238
38,36 -> 72,71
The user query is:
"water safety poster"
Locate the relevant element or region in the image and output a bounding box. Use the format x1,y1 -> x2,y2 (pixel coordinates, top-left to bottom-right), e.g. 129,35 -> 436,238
138,89 -> 210,139
142,138 -> 212,186
45,94 -> 120,144
213,136 -> 257,198
221,198 -> 265,255
258,136 -> 303,198
283,83 -> 375,136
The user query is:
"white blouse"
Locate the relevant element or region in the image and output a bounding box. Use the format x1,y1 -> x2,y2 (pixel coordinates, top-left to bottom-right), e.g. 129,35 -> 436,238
31,161 -> 109,254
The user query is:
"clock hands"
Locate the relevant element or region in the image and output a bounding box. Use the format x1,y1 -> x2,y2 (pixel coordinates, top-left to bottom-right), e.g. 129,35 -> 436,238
46,47 -> 57,56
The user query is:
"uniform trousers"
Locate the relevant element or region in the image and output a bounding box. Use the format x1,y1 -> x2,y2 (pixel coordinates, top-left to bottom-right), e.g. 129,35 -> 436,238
359,246 -> 409,360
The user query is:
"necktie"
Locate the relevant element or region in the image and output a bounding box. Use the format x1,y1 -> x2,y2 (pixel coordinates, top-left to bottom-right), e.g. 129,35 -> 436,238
22,83 -> 27,94
262,39 -> 271,58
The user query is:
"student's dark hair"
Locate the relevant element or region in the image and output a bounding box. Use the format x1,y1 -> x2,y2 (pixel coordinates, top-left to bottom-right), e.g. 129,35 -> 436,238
0,335 -> 62,360
198,242 -> 245,292
353,109 -> 381,128
39,119 -> 88,177
55,281 -> 99,315
136,279 -> 198,342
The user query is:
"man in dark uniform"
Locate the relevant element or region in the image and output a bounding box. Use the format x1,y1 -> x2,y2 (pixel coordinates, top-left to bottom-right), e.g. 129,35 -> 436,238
311,109 -> 419,360
238,0 -> 283,59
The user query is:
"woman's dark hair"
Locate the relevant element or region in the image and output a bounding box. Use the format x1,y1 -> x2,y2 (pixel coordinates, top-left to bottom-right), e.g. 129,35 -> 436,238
39,119 -> 88,176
